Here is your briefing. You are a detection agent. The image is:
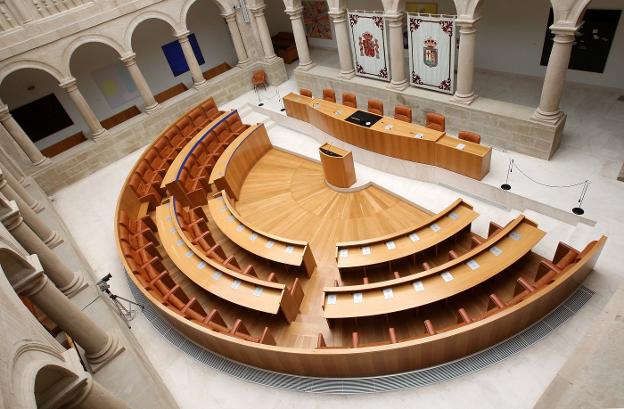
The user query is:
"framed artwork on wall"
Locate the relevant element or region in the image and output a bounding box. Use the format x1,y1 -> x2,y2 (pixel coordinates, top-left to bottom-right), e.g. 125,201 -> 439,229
303,1 -> 332,39
92,62 -> 139,109
11,94 -> 73,141
540,9 -> 621,73
161,33 -> 205,77
406,2 -> 438,14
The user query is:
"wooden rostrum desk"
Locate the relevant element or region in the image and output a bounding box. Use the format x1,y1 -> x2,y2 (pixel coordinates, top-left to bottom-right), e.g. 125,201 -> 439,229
284,93 -> 491,180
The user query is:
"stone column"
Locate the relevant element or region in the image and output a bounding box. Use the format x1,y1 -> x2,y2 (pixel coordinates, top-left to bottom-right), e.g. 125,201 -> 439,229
223,12 -> 250,66
71,376 -> 132,409
0,199 -> 84,296
249,5 -> 278,61
176,31 -> 207,88
0,164 -> 43,212
0,170 -> 60,247
285,6 -> 313,70
531,27 -> 576,124
120,53 -> 159,113
386,13 -> 408,90
0,103 -> 49,166
5,253 -> 123,371
453,18 -> 479,104
329,9 -> 355,79
0,148 -> 27,185
59,79 -> 107,141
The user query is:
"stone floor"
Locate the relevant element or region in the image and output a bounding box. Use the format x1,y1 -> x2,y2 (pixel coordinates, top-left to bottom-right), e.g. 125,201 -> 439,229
50,63 -> 624,408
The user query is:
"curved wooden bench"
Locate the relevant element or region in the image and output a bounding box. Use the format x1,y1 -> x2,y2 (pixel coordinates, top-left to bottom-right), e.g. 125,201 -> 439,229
323,215 -> 545,319
336,199 -> 477,270
208,191 -> 316,276
156,199 -> 303,322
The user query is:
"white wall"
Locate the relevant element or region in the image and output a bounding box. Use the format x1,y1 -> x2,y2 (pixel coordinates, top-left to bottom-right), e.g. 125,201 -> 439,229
475,0 -> 624,89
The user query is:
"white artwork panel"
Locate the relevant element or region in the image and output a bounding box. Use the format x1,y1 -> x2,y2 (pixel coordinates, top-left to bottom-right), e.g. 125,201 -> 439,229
408,15 -> 456,93
348,11 -> 390,82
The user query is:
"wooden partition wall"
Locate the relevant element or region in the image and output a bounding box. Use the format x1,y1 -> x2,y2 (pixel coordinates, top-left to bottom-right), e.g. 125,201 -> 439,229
210,124 -> 272,201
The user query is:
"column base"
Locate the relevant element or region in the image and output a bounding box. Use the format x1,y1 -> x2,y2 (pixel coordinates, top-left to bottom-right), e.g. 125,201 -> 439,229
59,271 -> 88,298
339,70 -> 355,79
264,54 -> 279,63
145,103 -> 161,114
451,92 -> 479,105
90,129 -> 108,142
32,157 -> 51,167
236,59 -> 251,68
43,230 -> 64,249
85,334 -> 125,373
389,80 -> 409,91
30,200 -> 45,213
192,79 -> 208,90
530,108 -> 565,125
296,61 -> 315,71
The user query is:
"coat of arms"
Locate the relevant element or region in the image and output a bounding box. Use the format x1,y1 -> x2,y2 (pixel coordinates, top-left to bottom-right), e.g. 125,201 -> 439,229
423,37 -> 438,67
358,31 -> 380,59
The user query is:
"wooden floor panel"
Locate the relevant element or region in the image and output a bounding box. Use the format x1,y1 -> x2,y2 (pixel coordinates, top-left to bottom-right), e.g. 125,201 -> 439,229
232,149 -> 432,344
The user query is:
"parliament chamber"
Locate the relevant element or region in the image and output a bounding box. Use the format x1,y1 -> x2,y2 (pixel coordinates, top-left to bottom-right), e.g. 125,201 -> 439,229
0,0 -> 621,407
115,94 -> 606,377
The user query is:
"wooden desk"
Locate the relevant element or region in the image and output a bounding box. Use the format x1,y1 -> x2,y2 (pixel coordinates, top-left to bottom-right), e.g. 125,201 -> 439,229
155,200 -> 286,315
336,199 -> 477,270
207,191 -> 316,275
323,215 -> 545,319
319,143 -> 356,188
209,124 -> 271,201
161,110 -> 233,189
284,93 -> 491,180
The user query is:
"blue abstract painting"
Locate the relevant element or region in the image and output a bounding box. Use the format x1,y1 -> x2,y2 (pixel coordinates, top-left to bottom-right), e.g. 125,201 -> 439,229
161,33 -> 205,77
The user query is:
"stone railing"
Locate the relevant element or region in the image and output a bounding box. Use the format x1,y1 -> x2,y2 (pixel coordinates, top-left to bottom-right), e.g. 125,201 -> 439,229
0,0 -> 90,31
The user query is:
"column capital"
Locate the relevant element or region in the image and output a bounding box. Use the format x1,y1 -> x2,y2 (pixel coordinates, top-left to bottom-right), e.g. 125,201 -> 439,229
328,9 -> 347,21
0,103 -> 10,121
6,253 -> 47,297
120,52 -> 138,66
0,199 -> 25,231
175,30 -> 191,42
383,12 -> 404,22
247,4 -> 266,16
284,6 -> 304,19
221,11 -> 237,22
59,77 -> 78,92
455,15 -> 481,28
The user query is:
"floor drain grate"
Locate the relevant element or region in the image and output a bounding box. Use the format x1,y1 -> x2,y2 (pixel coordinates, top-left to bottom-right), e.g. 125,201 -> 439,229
127,276 -> 594,394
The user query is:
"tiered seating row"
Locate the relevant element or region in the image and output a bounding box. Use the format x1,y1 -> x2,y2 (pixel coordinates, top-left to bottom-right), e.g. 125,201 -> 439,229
336,199 -> 477,270
323,215 -> 545,319
318,237 -> 605,349
208,191 -> 317,276
117,209 -> 275,345
156,200 -> 304,322
128,97 -> 224,209
162,110 -> 250,207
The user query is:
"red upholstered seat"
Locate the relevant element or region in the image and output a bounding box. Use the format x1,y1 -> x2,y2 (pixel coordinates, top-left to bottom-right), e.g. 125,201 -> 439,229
394,104 -> 412,123
342,92 -> 357,108
458,130 -> 481,144
367,99 -> 384,116
300,88 -> 312,98
322,88 -> 336,103
426,112 -> 446,132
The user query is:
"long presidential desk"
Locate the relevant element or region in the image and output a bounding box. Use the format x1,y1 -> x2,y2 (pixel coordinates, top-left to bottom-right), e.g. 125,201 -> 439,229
284,93 -> 492,180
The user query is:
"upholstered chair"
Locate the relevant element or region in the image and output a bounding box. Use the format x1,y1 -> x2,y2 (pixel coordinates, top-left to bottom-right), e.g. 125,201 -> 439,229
342,92 -> 357,108
458,130 -> 481,144
367,99 -> 384,116
322,88 -> 336,103
425,112 -> 446,132
300,88 -> 313,98
394,105 -> 412,123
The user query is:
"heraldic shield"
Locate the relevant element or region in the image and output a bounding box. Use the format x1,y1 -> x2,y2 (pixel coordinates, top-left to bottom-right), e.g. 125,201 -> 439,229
423,36 -> 438,68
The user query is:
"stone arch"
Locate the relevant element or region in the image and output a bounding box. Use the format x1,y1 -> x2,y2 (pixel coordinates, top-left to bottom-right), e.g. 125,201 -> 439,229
550,0 -> 592,26
62,35 -> 127,76
181,0 -> 230,22
123,11 -> 182,51
8,343 -> 69,409
0,60 -> 64,88
453,0 -> 483,18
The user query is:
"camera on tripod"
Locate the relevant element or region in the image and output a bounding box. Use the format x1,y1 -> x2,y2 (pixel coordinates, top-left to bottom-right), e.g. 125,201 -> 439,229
96,273 -> 144,328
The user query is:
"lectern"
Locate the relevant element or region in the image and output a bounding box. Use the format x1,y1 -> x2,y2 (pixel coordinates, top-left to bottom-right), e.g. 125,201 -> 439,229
319,143 -> 356,188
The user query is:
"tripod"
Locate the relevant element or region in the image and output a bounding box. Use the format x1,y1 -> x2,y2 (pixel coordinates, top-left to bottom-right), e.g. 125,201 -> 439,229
106,291 -> 144,328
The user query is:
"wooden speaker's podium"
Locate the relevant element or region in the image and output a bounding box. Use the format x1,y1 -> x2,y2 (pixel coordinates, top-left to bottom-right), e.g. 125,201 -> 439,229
319,143 -> 356,188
